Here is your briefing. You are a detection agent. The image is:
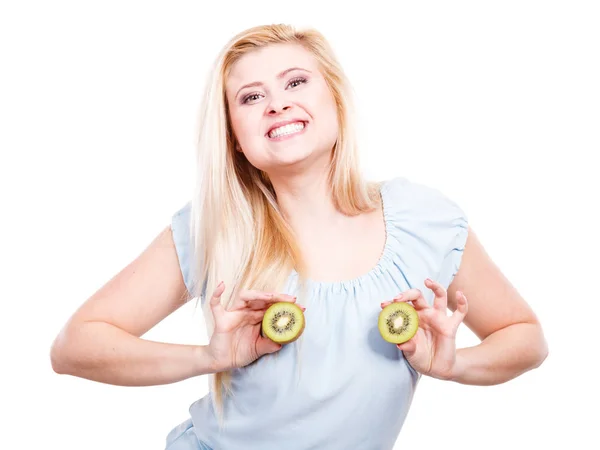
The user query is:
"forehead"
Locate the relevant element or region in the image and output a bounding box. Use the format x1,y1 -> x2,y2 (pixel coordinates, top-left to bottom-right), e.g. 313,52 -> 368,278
226,43 -> 318,89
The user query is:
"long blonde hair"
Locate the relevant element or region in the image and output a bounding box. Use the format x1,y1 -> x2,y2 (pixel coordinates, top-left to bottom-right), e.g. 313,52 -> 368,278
189,23 -> 380,420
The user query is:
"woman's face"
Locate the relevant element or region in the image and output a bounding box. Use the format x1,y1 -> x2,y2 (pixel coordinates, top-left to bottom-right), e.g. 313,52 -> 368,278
225,43 -> 339,173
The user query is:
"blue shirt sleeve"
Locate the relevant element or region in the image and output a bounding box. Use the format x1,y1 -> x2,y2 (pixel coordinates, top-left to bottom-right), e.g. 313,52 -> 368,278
170,201 -> 197,299
382,176 -> 469,291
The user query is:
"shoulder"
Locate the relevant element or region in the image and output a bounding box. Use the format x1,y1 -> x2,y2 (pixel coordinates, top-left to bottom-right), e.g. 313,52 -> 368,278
380,176 -> 469,290
170,201 -> 193,252
170,201 -> 197,297
172,201 -> 191,223
380,176 -> 467,224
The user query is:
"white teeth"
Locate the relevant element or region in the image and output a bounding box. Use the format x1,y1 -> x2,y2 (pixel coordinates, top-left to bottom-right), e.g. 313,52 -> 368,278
268,122 -> 305,139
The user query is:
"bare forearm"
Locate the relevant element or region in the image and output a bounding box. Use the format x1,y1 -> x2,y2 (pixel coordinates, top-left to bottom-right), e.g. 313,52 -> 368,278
51,321 -> 215,386
450,323 -> 548,385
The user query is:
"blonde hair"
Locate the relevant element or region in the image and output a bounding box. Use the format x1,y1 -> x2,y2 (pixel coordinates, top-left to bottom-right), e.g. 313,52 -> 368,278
189,23 -> 380,421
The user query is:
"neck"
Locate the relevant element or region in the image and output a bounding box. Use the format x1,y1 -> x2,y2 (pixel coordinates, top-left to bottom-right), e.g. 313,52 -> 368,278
268,167 -> 341,232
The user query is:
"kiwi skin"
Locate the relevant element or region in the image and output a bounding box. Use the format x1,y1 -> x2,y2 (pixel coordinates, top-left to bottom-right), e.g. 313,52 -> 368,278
378,302 -> 419,344
261,302 -> 305,344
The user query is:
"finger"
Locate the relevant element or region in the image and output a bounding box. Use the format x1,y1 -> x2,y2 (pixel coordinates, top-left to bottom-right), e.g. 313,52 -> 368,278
228,290 -> 275,311
239,291 -> 296,303
450,291 -> 468,329
242,293 -> 298,311
209,282 -> 225,309
397,338 -> 417,356
393,288 -> 429,310
381,299 -> 415,309
239,290 -> 276,302
256,336 -> 282,356
271,293 -> 298,303
248,310 -> 266,325
209,281 -> 226,318
425,278 -> 448,311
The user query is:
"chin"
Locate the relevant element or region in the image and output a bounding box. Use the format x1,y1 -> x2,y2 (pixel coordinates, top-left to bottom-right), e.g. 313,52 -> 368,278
244,135 -> 334,173
276,148 -> 314,166
275,147 -> 334,173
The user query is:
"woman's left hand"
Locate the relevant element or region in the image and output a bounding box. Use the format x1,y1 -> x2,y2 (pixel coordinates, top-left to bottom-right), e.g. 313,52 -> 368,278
381,278 -> 468,381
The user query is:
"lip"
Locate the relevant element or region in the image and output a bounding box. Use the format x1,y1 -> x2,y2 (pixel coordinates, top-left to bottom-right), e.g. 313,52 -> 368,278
265,119 -> 307,137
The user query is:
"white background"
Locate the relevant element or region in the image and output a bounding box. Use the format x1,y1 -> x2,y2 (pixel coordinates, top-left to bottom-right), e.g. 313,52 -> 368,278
1,1 -> 598,448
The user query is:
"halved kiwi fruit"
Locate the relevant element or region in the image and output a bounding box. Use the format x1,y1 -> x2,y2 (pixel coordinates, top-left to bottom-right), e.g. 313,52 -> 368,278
261,302 -> 305,344
378,302 -> 419,344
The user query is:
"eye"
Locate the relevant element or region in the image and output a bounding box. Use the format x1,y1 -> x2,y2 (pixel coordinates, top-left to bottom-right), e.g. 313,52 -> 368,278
241,77 -> 308,105
242,92 -> 263,104
287,76 -> 308,89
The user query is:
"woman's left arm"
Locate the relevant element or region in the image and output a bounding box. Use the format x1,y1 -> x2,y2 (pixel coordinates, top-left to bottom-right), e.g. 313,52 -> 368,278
447,226 -> 549,385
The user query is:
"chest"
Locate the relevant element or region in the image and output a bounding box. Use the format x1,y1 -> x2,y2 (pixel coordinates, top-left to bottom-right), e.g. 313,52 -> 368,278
298,210 -> 387,283
235,285 -> 419,413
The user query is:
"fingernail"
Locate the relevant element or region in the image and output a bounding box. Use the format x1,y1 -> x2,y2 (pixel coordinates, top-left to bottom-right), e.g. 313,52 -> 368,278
425,278 -> 432,284
217,281 -> 224,288
394,294 -> 403,300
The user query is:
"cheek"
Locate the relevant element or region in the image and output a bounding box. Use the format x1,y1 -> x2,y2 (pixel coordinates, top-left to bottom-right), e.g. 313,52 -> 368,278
314,93 -> 339,138
229,110 -> 268,166
313,86 -> 338,124
230,110 -> 259,145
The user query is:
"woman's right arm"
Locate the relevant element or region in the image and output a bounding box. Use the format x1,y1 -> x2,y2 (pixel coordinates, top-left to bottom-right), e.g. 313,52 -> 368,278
50,225 -> 218,386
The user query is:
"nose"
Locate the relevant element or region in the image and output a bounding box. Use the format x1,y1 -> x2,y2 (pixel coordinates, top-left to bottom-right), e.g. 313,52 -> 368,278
267,95 -> 292,115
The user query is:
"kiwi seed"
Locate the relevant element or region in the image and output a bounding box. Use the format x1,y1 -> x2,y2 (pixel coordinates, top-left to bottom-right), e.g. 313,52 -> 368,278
378,302 -> 419,344
261,302 -> 305,344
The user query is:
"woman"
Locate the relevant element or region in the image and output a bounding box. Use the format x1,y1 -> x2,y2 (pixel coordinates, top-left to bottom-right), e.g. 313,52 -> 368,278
50,24 -> 548,450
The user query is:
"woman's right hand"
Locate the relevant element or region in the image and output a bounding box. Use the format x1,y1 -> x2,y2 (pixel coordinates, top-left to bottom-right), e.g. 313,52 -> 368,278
207,281 -> 303,372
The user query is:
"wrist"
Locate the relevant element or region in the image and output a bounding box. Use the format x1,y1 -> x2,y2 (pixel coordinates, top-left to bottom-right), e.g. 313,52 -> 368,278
194,345 -> 223,375
448,350 -> 466,383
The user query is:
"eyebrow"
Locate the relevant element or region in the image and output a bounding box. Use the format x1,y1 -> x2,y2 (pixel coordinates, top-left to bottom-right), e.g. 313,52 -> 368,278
235,67 -> 312,99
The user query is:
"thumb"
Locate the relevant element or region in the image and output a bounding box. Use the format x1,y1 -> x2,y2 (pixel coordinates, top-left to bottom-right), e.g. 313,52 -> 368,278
397,338 -> 417,356
256,336 -> 282,356
209,281 -> 226,318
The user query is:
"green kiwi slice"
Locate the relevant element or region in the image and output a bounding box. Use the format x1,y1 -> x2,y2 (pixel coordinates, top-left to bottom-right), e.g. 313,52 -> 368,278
262,302 -> 305,344
378,302 -> 419,344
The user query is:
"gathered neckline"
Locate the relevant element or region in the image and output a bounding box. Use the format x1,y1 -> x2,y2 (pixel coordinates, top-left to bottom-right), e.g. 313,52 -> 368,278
288,179 -> 394,289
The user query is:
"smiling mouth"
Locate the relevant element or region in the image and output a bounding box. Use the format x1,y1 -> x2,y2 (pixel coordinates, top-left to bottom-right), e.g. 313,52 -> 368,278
267,121 -> 307,141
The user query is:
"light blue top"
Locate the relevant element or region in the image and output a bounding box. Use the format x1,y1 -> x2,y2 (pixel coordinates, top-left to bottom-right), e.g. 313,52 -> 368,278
166,176 -> 468,450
